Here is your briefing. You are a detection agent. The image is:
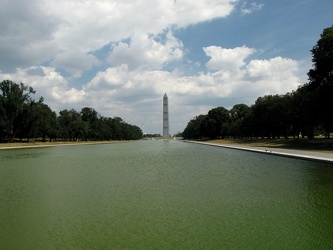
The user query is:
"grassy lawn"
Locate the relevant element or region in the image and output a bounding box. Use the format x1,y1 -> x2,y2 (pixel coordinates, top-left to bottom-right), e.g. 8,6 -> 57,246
207,138 -> 333,153
0,140 -> 122,149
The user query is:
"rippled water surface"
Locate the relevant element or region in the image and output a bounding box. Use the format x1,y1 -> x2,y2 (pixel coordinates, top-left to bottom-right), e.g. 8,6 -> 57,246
1,140 -> 333,249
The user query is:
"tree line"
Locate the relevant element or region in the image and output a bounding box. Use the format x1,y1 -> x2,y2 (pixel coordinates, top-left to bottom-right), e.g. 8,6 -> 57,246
183,25 -> 333,140
0,80 -> 142,142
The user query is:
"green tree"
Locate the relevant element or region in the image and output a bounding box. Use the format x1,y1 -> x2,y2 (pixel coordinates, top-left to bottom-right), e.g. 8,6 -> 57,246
0,102 -> 6,140
199,115 -> 216,139
289,86 -> 316,138
241,110 -> 256,138
99,117 -> 114,140
15,98 -> 57,141
206,107 -> 230,139
307,25 -> 333,137
252,95 -> 291,138
32,101 -> 58,141
58,109 -> 87,141
0,80 -> 36,142
110,117 -> 125,140
182,115 -> 206,139
229,104 -> 251,138
122,123 -> 142,140
80,107 -> 99,140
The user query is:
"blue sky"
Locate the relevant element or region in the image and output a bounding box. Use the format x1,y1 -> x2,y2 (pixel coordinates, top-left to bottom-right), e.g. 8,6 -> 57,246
0,0 -> 332,135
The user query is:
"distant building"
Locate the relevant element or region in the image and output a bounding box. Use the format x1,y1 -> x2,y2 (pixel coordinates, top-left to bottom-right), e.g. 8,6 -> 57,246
163,93 -> 169,137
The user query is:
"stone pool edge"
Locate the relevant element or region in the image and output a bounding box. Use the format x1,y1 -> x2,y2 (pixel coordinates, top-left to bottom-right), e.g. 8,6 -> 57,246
184,140 -> 333,164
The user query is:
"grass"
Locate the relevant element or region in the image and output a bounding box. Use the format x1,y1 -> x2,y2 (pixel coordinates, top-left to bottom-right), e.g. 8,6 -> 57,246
0,140 -> 124,149
207,138 -> 333,153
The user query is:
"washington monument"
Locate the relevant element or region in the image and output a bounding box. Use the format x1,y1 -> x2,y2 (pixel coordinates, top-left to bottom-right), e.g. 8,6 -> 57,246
163,93 -> 169,137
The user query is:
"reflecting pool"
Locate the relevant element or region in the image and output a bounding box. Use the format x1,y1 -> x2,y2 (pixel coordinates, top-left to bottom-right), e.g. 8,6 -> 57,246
1,140 -> 333,249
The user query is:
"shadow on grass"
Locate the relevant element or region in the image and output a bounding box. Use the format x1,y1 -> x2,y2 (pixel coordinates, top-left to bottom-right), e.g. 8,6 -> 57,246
207,138 -> 333,152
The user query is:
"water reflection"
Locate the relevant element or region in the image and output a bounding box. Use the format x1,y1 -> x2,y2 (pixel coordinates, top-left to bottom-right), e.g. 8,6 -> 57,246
0,150 -> 45,160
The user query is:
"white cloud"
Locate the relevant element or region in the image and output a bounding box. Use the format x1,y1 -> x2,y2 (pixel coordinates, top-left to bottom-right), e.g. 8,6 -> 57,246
241,2 -> 264,14
204,45 -> 255,72
246,57 -> 299,79
107,32 -> 184,70
0,0 -> 308,134
0,0 -> 237,76
87,65 -> 131,90
244,57 -> 300,93
0,0 -> 60,71
0,67 -> 86,108
52,51 -> 100,77
0,46 -> 302,133
79,51 -> 301,131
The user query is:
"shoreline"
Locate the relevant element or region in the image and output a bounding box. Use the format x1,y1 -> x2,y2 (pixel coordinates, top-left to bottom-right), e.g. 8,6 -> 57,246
2,139 -> 333,164
0,140 -> 128,150
185,140 -> 333,164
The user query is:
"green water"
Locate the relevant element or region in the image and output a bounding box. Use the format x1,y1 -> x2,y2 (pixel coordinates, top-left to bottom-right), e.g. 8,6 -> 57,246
1,140 -> 333,249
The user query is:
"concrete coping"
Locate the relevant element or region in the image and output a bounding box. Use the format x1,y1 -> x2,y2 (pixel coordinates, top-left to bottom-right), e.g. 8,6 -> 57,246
185,141 -> 333,164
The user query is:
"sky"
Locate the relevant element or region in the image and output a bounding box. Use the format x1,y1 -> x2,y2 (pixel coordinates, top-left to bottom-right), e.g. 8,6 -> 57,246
1,0 -> 332,135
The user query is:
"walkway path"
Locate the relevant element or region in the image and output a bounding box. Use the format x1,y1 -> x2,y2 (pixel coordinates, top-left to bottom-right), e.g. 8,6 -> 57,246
186,141 -> 333,164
